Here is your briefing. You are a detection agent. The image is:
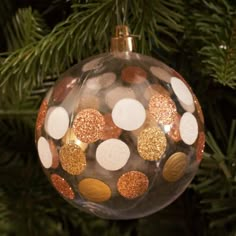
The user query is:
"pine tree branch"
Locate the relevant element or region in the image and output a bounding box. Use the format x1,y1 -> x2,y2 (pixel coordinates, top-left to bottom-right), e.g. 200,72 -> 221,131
4,7 -> 49,52
0,0 -> 184,102
186,0 -> 236,88
193,120 -> 236,232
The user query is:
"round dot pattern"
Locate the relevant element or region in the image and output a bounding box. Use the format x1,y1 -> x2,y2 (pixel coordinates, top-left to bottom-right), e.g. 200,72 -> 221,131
117,171 -> 149,199
180,112 -> 198,145
36,52 -> 204,219
44,106 -> 69,139
149,93 -> 177,125
78,178 -> 111,202
171,77 -> 195,112
73,109 -> 105,143
37,137 -> 52,168
138,127 -> 167,161
121,66 -> 147,84
59,143 -> 86,175
162,152 -> 188,182
112,98 -> 146,131
96,139 -> 130,171
51,174 -> 75,199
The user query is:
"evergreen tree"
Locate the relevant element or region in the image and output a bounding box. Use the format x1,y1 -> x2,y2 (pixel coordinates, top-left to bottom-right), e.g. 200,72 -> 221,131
0,0 -> 235,235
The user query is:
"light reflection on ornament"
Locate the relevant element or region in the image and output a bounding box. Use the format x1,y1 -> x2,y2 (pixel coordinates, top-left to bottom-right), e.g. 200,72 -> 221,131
62,128 -> 88,151
52,77 -> 77,103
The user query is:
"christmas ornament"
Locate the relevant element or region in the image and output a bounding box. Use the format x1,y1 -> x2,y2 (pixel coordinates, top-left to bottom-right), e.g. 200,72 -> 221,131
35,25 -> 205,219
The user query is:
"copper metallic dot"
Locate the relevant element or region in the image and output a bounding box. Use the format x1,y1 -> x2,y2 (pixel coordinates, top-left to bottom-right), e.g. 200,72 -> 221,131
78,178 -> 111,203
59,143 -> 86,175
117,171 -> 149,199
162,152 -> 188,182
52,77 -> 77,103
101,114 -> 122,140
72,109 -> 105,143
51,174 -> 75,199
137,127 -> 167,161
49,140 -> 59,169
121,66 -> 147,84
149,93 -> 177,126
35,100 -> 48,139
62,128 -> 88,151
196,132 -> 205,163
168,113 -> 181,142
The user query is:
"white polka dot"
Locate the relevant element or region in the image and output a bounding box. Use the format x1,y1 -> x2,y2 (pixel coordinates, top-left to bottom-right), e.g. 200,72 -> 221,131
105,86 -> 136,109
171,77 -> 195,113
44,106 -> 69,139
82,58 -> 102,72
37,137 -> 52,168
86,72 -> 116,90
99,72 -> 116,88
179,112 -> 198,145
112,98 -> 146,131
150,66 -> 171,83
96,139 -> 130,171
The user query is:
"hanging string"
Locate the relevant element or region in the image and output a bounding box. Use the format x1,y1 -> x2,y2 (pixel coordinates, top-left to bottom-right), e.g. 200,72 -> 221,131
122,0 -> 128,25
116,0 -> 122,25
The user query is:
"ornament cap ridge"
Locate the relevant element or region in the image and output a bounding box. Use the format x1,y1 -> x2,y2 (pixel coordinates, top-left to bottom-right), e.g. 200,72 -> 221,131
110,25 -> 135,52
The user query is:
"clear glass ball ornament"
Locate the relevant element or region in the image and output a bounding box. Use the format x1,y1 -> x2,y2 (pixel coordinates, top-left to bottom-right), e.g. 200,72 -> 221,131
35,51 -> 205,219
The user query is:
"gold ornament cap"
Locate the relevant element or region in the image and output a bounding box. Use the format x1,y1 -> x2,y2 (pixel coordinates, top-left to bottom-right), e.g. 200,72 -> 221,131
111,25 -> 135,52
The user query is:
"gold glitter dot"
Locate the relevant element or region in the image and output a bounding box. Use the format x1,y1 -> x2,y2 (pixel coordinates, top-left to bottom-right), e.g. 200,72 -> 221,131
168,113 -> 181,142
162,152 -> 188,182
35,100 -> 48,139
149,93 -> 177,125
78,178 -> 111,203
121,66 -> 147,84
52,77 -> 76,103
72,109 -> 105,143
62,128 -> 88,151
49,140 -> 59,169
51,174 -> 75,199
196,132 -> 205,162
117,171 -> 149,199
59,143 -> 86,175
101,114 -> 122,140
137,127 -> 167,161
